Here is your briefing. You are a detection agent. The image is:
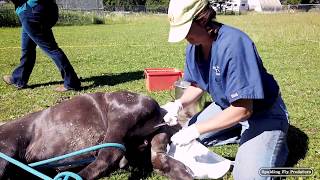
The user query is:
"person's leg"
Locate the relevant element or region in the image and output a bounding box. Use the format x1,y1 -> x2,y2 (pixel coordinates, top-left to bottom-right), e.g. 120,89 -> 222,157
35,29 -> 81,89
187,102 -> 242,146
232,130 -> 288,180
232,96 -> 289,180
19,4 -> 81,89
10,28 -> 37,88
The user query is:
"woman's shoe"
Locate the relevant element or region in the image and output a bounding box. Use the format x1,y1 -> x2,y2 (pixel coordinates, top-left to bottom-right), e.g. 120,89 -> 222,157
2,75 -> 26,89
54,85 -> 81,92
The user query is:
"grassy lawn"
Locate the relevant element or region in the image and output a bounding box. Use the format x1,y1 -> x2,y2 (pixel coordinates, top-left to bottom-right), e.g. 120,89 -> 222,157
0,12 -> 319,179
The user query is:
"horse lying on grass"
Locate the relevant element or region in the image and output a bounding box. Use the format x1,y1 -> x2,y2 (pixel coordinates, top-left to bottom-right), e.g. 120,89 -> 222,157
0,91 -> 192,180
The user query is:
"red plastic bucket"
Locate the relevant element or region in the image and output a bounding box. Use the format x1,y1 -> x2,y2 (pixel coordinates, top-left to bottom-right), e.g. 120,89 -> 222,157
144,68 -> 183,92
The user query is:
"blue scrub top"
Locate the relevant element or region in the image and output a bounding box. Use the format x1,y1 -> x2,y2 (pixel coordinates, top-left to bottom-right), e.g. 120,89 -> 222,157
184,25 -> 279,112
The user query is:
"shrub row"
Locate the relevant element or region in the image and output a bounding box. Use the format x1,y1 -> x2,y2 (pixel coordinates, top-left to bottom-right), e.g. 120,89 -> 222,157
0,5 -> 108,27
0,6 -> 20,27
57,10 -> 106,26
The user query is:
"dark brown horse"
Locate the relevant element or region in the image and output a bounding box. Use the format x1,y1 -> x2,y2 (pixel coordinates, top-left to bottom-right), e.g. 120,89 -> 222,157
0,91 -> 192,180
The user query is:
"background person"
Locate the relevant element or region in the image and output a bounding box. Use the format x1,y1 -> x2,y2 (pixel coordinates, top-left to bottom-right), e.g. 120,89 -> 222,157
3,0 -> 81,92
161,0 -> 289,179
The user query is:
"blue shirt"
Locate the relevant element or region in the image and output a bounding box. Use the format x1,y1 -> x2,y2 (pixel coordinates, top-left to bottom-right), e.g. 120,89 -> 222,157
15,0 -> 38,15
184,25 -> 279,112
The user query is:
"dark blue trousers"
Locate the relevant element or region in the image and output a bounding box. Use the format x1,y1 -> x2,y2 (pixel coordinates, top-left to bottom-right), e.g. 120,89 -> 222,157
11,3 -> 80,89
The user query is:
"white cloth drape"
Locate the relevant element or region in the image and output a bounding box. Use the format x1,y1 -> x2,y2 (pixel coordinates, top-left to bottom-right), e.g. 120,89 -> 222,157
167,140 -> 231,179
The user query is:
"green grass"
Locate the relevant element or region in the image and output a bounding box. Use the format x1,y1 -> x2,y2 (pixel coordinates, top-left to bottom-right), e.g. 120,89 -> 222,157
0,12 -> 319,179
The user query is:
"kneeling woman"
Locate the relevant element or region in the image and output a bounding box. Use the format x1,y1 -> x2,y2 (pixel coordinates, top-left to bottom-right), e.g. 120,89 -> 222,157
162,0 -> 289,179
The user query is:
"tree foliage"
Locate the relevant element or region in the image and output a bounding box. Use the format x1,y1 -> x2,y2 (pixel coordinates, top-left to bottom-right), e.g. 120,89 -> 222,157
146,0 -> 169,7
103,0 -> 147,6
281,0 -> 320,4
103,0 -> 319,6
103,0 -> 169,6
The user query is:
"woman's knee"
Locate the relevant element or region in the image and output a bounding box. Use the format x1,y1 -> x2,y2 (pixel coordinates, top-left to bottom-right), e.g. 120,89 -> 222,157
232,130 -> 288,179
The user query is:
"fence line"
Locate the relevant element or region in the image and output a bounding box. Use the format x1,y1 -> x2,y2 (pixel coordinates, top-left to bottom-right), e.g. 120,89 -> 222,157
1,3 -> 320,14
282,4 -> 320,12
212,4 -> 320,14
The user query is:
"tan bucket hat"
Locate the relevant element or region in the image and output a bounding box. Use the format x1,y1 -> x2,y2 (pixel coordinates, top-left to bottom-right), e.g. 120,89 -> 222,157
168,0 -> 208,43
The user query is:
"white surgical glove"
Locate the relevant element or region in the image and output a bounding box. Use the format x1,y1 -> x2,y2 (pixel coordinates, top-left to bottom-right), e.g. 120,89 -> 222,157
171,124 -> 200,146
161,99 -> 183,126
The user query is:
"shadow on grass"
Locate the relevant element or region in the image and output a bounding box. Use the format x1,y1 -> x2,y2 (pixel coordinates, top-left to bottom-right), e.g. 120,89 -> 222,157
27,80 -> 63,89
128,168 -> 153,180
285,125 -> 309,167
81,71 -> 144,90
26,71 -> 144,90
